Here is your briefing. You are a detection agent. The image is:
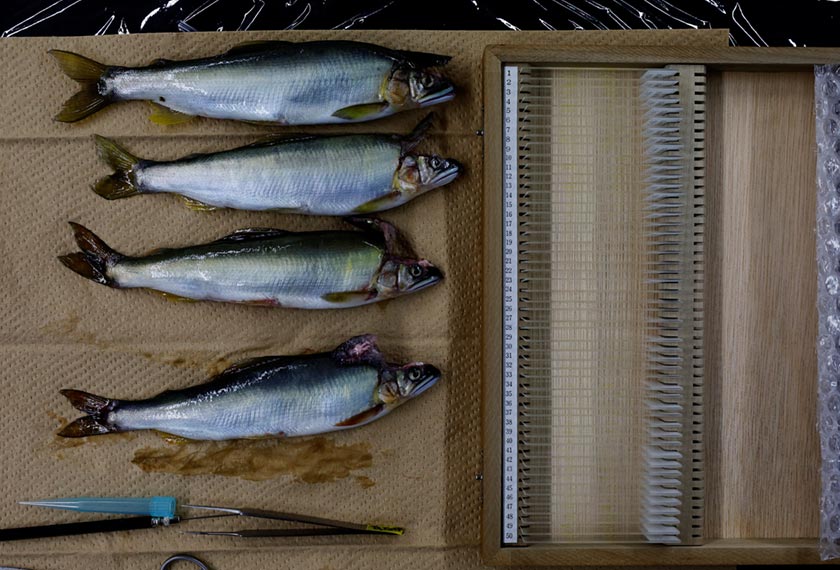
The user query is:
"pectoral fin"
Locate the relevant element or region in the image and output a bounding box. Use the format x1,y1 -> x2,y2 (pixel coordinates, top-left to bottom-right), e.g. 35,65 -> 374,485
322,291 -> 372,305
332,102 -> 388,121
352,192 -> 401,214
335,404 -> 385,427
148,102 -> 195,126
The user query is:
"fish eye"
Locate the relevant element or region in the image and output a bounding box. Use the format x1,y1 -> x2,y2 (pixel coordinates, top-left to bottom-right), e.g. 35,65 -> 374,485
421,74 -> 435,88
409,264 -> 423,278
408,368 -> 422,381
430,157 -> 441,169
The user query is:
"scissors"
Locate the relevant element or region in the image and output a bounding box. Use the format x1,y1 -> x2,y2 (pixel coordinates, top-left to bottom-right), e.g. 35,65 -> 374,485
160,554 -> 210,570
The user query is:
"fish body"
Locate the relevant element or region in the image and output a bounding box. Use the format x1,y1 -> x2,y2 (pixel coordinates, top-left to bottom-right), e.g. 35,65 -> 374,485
92,118 -> 462,215
109,355 -> 381,439
59,220 -> 442,309
59,335 -> 441,440
136,136 -> 400,213
112,230 -> 384,309
50,41 -> 455,125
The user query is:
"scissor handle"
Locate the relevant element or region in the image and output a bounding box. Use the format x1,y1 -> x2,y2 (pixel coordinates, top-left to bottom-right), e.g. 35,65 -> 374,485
160,554 -> 210,570
0,516 -> 174,542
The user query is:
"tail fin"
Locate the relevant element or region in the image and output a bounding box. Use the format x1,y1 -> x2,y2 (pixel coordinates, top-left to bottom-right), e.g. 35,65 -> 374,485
57,222 -> 124,287
61,389 -> 112,414
92,136 -> 143,200
49,50 -> 112,123
58,389 -> 121,438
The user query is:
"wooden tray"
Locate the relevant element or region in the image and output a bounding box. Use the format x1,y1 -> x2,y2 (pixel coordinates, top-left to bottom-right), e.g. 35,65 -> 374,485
482,45 -> 831,566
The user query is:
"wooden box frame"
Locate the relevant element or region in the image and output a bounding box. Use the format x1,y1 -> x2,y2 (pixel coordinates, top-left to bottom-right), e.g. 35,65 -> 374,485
482,45 -> 840,566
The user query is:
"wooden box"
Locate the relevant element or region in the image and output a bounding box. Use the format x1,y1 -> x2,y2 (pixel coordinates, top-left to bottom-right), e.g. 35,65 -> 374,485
482,45 -> 835,566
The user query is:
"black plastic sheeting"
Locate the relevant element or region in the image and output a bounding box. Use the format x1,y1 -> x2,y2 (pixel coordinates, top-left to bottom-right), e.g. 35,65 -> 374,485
0,0 -> 835,46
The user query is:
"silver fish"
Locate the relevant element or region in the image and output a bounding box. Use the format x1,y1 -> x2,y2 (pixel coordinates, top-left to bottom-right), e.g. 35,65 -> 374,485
92,116 -> 462,215
58,218 -> 442,309
50,41 -> 454,125
58,335 -> 441,440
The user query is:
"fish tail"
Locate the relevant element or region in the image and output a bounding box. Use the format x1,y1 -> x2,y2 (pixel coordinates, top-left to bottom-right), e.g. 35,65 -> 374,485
58,222 -> 124,288
58,389 -> 122,438
49,50 -> 112,123
92,135 -> 143,200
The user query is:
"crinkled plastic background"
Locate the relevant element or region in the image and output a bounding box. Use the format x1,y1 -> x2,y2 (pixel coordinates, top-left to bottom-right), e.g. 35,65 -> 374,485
816,64 -> 840,561
1,0 -> 836,47
2,0 -> 838,563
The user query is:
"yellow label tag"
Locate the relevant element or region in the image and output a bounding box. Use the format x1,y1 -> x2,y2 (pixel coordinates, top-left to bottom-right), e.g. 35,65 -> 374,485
365,524 -> 405,535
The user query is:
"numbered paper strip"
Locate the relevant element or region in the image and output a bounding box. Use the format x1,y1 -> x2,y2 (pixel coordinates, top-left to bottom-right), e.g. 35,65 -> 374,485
501,64 -> 519,545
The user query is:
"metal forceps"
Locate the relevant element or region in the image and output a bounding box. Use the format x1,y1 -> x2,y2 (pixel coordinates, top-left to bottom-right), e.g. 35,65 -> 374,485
0,500 -> 403,541
176,504 -> 404,537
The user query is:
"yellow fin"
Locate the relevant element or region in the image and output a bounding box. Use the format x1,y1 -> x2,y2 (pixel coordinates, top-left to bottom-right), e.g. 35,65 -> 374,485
322,291 -> 370,304
154,431 -> 192,445
353,192 -> 400,214
335,404 -> 385,427
332,102 -> 388,121
180,196 -> 218,211
149,290 -> 198,303
148,102 -> 195,126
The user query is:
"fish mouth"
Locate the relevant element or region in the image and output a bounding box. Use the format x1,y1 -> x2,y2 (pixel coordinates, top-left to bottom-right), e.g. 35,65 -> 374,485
410,266 -> 444,292
409,364 -> 441,398
418,85 -> 455,107
430,161 -> 463,188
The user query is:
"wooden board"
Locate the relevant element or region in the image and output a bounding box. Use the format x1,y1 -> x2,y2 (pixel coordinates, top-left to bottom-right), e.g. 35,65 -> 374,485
704,70 -> 820,541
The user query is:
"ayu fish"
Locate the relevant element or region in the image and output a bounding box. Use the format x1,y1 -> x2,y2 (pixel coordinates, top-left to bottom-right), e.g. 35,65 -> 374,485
92,115 -> 462,215
58,218 -> 441,309
58,335 -> 441,440
50,40 -> 454,125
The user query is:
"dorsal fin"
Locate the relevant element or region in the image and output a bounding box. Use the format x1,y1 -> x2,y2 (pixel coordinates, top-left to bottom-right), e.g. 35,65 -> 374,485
400,112 -> 435,155
224,40 -> 450,69
148,58 -> 174,67
243,134 -> 318,149
209,228 -> 290,244
332,334 -> 385,368
224,40 -> 293,57
343,216 -> 415,258
211,355 -> 287,379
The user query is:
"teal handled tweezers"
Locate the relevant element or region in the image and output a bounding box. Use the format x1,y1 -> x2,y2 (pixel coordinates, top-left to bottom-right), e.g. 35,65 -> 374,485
0,496 -> 404,541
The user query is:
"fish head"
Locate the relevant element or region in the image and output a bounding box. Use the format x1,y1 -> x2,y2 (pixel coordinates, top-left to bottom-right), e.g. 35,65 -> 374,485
414,155 -> 463,190
392,155 -> 461,204
409,68 -> 455,108
385,66 -> 455,109
376,257 -> 443,297
378,363 -> 442,404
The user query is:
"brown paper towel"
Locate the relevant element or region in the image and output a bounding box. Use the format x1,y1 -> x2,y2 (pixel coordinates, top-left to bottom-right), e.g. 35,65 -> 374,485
0,28 -> 727,568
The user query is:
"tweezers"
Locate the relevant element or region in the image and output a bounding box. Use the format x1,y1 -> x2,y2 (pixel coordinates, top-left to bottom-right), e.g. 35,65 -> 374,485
177,504 -> 403,537
0,504 -> 403,541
